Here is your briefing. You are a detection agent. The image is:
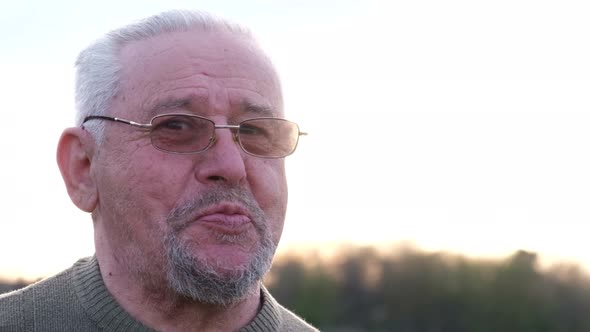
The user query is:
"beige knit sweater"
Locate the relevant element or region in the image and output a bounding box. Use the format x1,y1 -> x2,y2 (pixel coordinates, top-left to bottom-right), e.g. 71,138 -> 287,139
0,256 -> 317,332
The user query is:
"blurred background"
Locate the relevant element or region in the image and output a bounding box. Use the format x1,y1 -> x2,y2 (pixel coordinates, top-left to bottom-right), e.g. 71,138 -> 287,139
1,0 -> 589,331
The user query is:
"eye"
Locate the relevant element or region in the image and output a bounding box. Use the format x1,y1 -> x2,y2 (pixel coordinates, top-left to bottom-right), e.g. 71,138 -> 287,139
150,115 -> 214,153
156,117 -> 195,131
240,123 -> 267,136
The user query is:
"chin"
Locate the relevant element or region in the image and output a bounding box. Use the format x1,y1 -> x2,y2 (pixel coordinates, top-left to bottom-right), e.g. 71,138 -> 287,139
163,231 -> 275,305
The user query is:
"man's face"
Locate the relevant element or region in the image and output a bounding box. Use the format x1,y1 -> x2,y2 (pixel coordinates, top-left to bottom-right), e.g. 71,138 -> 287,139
91,29 -> 287,304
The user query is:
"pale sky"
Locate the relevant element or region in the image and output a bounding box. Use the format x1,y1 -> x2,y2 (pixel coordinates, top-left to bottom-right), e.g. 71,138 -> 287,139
1,0 -> 589,280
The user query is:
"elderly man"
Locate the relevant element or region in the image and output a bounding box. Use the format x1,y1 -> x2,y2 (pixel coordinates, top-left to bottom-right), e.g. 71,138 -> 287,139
0,9 -> 316,332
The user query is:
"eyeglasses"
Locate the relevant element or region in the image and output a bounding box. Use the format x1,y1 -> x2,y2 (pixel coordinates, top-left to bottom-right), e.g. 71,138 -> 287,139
82,113 -> 307,158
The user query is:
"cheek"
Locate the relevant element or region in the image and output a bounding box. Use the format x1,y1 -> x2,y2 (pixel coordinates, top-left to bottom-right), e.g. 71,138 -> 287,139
131,154 -> 197,212
96,149 -> 193,228
247,160 -> 288,240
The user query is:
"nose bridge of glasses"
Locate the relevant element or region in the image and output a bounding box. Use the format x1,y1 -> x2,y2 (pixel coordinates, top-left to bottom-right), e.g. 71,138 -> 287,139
209,124 -> 242,148
214,124 -> 241,130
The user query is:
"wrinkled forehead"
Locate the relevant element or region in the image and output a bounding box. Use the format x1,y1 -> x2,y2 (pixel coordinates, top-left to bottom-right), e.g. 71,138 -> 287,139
115,29 -> 283,119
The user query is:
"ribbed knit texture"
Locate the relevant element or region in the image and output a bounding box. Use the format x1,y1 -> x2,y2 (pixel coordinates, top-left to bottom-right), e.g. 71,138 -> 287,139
0,256 -> 317,331
72,257 -> 154,331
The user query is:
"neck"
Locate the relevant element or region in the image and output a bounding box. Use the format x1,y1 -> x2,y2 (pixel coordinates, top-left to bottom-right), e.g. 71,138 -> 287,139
95,246 -> 262,331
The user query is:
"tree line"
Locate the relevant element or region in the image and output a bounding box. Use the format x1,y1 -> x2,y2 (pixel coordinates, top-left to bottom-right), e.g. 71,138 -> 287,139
265,245 -> 590,332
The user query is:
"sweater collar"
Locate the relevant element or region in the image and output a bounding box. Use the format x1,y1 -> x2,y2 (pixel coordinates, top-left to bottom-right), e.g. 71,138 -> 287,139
72,256 -> 282,331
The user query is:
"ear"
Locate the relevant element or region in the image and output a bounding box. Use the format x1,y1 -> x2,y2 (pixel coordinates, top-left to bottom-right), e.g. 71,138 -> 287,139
56,127 -> 98,212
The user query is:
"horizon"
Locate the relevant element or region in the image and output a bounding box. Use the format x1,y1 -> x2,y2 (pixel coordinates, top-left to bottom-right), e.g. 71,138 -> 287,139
2,241 -> 589,283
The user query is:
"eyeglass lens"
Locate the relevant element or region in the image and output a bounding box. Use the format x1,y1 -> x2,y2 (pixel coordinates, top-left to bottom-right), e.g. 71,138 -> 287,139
150,115 -> 300,157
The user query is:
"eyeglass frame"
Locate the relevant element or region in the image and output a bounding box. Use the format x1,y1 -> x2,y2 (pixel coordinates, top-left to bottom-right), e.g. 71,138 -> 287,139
82,113 -> 307,158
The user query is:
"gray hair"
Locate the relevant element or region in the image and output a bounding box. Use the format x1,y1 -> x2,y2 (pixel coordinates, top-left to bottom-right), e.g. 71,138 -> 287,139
75,10 -> 254,142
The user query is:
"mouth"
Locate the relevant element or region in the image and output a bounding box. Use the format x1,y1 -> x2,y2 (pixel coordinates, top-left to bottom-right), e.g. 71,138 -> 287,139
193,202 -> 254,235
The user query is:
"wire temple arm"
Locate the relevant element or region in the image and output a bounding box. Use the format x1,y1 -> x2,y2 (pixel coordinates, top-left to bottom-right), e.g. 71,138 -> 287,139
83,115 -> 152,128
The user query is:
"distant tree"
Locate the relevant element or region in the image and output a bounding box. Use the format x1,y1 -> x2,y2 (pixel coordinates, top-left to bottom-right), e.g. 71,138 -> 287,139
265,245 -> 590,332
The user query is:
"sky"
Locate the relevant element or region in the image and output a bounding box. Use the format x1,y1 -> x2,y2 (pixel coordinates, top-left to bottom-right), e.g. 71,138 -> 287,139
0,0 -> 589,280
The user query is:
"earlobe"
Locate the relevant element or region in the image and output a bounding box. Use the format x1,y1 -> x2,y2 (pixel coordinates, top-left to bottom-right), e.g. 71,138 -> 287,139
56,128 -> 98,212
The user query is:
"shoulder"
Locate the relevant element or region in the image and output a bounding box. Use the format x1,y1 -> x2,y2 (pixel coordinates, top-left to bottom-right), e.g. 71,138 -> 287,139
0,284 -> 29,331
0,257 -> 92,331
0,269 -> 70,330
0,261 -> 78,305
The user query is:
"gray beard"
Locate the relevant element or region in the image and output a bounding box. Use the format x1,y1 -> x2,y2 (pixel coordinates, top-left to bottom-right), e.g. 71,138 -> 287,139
163,187 -> 276,306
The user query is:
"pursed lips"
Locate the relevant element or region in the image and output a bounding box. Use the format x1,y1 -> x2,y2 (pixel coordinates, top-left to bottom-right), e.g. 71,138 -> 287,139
192,202 -> 254,234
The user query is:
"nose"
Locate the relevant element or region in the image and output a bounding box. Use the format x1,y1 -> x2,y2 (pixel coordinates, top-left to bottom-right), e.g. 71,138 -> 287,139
194,128 -> 247,185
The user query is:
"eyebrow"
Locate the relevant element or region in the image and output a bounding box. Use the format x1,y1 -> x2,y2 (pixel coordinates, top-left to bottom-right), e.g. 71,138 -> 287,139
242,102 -> 276,117
148,98 -> 194,116
147,97 -> 277,118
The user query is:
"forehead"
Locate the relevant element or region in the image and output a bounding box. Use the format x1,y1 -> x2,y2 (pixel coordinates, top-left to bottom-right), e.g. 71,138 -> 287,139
115,29 -> 282,118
